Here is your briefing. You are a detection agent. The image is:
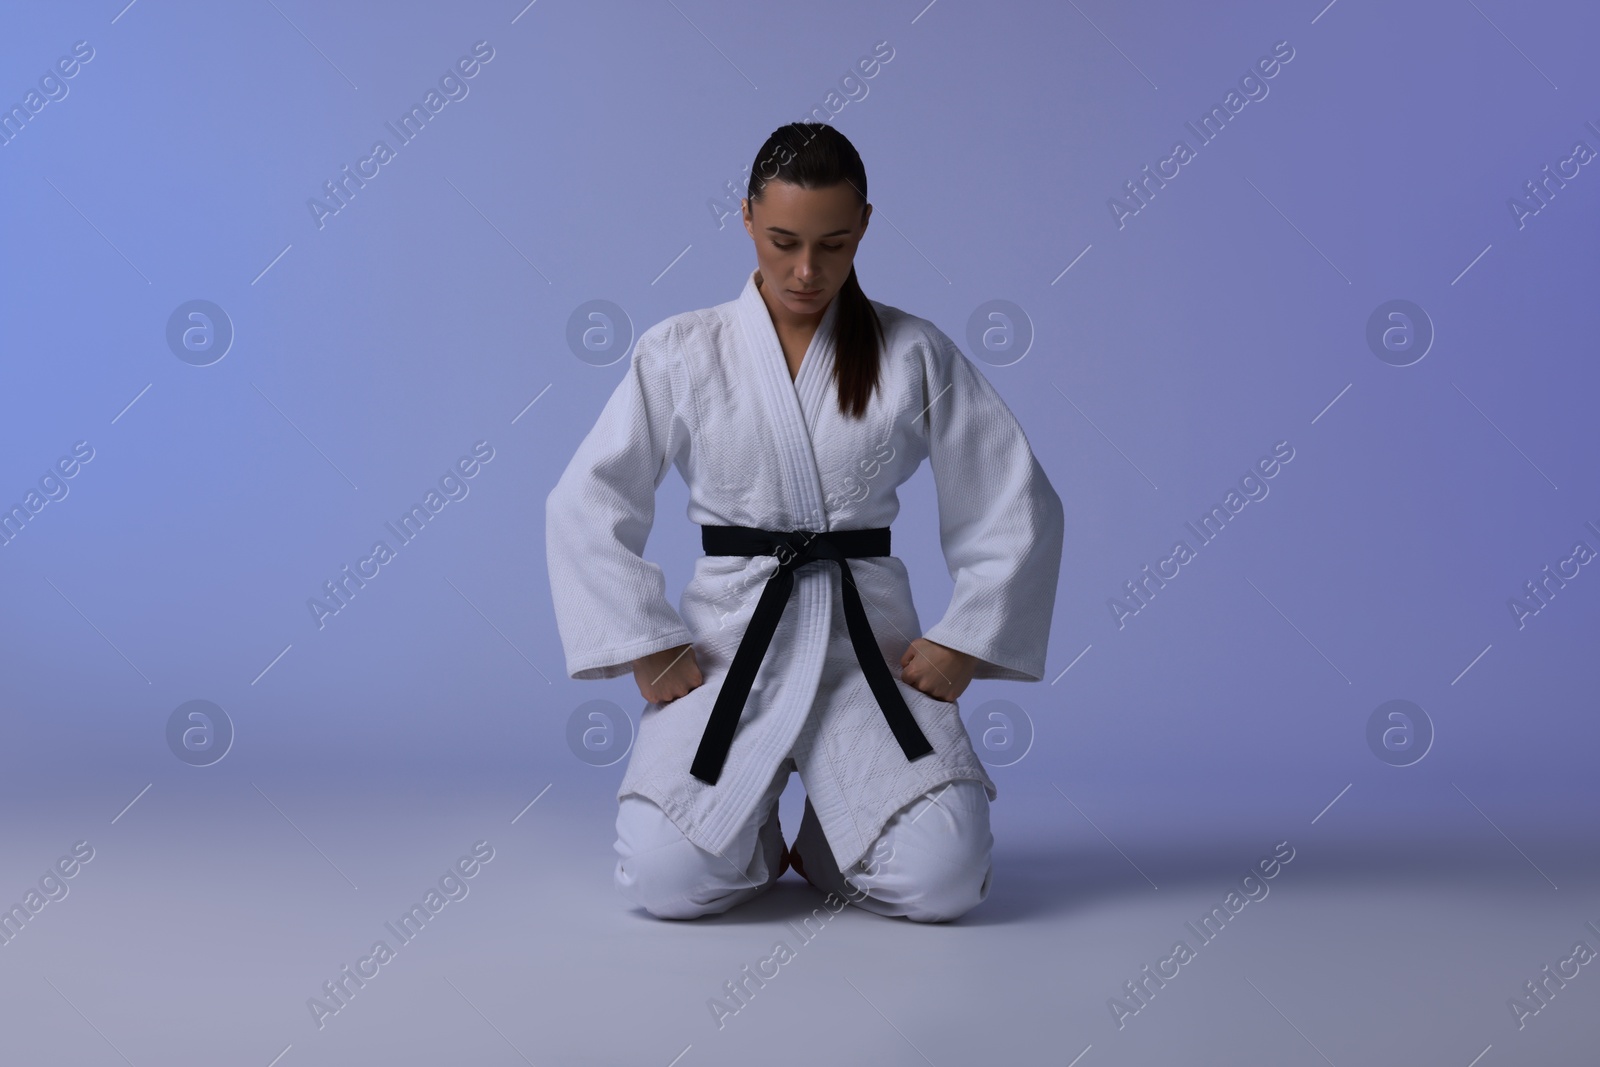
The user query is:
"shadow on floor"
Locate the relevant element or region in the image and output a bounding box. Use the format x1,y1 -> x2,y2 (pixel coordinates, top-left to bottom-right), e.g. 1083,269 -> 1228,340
615,833 -> 1594,927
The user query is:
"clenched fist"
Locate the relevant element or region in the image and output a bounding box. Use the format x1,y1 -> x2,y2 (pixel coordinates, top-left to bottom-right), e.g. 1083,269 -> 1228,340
899,637 -> 979,703
632,643 -> 704,705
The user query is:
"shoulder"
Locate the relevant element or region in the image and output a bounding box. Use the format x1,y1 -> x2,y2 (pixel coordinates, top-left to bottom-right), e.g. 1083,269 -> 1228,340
866,297 -> 965,371
634,295 -> 740,370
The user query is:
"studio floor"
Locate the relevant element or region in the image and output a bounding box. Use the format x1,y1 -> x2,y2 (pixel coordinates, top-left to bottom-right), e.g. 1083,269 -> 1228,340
0,774 -> 1595,1067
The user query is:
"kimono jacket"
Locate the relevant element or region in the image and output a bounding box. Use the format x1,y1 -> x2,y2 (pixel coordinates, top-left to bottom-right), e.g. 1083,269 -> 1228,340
545,268 -> 1064,873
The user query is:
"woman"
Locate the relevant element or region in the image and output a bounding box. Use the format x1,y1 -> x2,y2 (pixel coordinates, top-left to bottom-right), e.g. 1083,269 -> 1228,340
546,123 -> 1063,923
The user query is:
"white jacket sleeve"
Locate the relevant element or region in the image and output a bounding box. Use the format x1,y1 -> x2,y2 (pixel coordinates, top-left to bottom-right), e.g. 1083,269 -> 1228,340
915,325 -> 1065,682
545,323 -> 697,680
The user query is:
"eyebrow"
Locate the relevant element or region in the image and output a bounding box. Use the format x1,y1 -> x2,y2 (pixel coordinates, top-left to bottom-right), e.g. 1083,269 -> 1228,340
765,226 -> 854,238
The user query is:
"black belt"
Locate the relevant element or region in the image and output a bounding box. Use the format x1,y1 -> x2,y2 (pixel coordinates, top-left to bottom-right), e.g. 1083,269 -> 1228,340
690,524 -> 935,785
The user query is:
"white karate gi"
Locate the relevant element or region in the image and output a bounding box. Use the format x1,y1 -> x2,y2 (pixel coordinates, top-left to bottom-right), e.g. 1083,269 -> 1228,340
613,759 -> 995,922
546,267 -> 1063,880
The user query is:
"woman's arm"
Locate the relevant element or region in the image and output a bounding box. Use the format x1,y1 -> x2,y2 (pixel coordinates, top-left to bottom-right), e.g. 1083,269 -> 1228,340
545,322 -> 698,681
913,324 -> 1066,683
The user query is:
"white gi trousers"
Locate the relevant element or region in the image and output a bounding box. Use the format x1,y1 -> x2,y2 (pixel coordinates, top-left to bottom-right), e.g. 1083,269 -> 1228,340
614,756 -> 993,923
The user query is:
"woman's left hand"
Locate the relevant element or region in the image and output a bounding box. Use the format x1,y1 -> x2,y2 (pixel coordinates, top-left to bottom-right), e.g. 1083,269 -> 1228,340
899,637 -> 979,703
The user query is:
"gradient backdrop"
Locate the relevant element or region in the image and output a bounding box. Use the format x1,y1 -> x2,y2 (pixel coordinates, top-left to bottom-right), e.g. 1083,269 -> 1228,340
2,1 -> 1598,1065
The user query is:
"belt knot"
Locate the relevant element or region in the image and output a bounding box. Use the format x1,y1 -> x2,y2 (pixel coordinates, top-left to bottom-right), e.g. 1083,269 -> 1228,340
690,523 -> 933,785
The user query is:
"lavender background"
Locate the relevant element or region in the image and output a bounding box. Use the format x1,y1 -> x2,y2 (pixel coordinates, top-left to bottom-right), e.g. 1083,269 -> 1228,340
2,1 -> 1597,1064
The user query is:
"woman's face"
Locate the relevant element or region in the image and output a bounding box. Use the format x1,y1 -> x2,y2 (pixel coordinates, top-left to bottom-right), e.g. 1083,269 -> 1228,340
742,180 -> 871,320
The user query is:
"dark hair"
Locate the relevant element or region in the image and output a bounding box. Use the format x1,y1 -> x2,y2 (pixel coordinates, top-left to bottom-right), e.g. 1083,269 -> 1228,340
747,122 -> 882,420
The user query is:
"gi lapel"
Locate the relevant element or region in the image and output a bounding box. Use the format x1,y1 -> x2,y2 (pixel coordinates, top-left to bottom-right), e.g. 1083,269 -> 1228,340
735,269 -> 839,531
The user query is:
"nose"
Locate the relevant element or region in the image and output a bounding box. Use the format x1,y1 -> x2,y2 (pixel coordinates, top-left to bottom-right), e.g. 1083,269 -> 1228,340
796,253 -> 819,288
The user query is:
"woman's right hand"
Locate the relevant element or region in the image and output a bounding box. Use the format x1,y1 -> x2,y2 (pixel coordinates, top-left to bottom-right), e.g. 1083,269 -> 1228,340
632,643 -> 703,704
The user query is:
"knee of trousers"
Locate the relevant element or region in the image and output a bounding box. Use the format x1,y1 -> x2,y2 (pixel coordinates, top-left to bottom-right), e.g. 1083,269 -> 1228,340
859,783 -> 994,922
880,847 -> 993,923
615,853 -> 728,920
614,800 -> 777,920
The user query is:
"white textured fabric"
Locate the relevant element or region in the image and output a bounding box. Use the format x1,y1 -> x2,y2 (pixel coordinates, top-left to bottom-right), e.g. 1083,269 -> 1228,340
790,778 -> 994,922
614,757 -> 993,922
546,267 -> 1063,872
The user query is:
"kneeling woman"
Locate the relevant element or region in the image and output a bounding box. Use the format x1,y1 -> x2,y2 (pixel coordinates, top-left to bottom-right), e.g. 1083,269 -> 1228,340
546,122 -> 1064,922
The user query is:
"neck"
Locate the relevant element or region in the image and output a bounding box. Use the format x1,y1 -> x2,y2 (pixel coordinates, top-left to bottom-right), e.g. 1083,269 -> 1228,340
755,271 -> 826,332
